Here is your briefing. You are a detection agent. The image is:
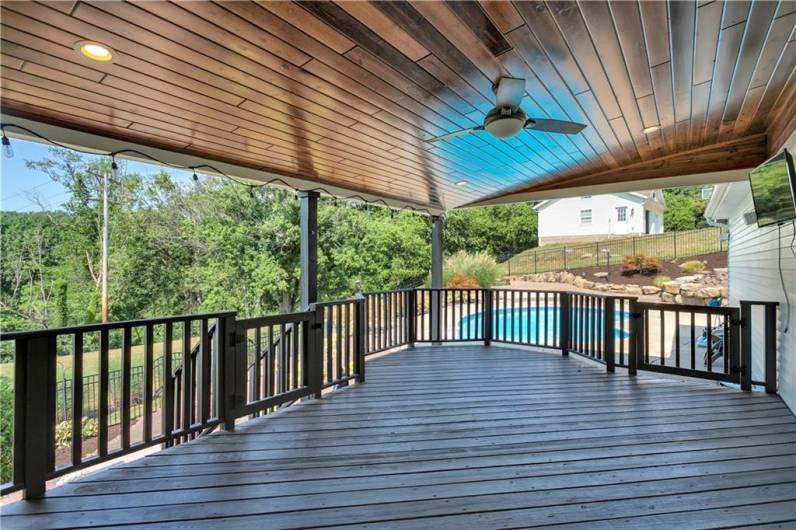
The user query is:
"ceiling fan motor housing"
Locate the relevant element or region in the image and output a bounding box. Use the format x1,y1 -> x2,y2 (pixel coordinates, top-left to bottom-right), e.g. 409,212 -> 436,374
484,106 -> 527,138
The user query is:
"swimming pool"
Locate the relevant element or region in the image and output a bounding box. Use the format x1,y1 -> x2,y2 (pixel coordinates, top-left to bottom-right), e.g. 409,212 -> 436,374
458,306 -> 630,343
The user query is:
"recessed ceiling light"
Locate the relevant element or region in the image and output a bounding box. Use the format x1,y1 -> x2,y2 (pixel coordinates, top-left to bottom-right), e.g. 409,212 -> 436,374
642,125 -> 660,134
75,41 -> 115,62
455,180 -> 468,187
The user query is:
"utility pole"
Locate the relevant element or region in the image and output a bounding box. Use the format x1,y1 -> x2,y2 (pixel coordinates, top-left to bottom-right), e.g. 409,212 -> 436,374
101,170 -> 109,323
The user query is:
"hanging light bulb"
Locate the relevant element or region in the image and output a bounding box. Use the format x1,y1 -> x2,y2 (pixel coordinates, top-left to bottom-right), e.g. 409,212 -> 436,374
111,156 -> 119,179
192,171 -> 199,182
1,130 -> 13,159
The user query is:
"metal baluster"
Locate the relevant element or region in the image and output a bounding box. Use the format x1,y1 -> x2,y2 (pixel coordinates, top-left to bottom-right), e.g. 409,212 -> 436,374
71,332 -> 83,466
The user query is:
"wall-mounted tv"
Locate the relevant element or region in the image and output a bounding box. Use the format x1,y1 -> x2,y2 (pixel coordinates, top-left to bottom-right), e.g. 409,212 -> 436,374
748,148 -> 796,228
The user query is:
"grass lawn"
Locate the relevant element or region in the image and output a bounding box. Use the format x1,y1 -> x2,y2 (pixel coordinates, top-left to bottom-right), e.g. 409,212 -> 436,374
0,339 -> 193,383
500,227 -> 726,276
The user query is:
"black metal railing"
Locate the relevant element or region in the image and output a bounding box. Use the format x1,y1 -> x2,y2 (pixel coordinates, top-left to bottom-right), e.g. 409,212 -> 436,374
234,312 -> 311,418
362,290 -> 411,354
0,288 -> 778,500
0,312 -> 234,498
490,289 -> 564,349
414,288 -> 486,343
315,297 -> 365,388
631,302 -> 741,382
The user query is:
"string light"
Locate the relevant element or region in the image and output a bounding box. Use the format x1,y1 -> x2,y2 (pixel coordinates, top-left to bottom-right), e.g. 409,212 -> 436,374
1,128 -> 13,159
0,122 -> 435,216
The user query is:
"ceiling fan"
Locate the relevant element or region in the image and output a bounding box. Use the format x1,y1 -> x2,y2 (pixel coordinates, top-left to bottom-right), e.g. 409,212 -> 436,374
430,77 -> 587,142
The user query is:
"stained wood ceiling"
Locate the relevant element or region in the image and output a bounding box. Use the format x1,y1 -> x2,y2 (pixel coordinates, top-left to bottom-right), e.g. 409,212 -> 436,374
1,1 -> 794,211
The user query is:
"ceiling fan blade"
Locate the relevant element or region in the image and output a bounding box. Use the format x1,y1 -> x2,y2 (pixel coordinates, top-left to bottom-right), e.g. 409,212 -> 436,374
524,118 -> 587,135
429,126 -> 483,142
494,77 -> 525,108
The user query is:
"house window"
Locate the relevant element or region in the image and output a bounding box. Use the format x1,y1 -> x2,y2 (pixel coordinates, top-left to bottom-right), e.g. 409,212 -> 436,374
580,209 -> 592,225
617,206 -> 627,222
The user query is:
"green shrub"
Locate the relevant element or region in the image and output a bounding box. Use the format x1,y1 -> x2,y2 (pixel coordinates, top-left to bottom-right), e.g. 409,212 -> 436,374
653,275 -> 671,288
428,251 -> 501,288
679,260 -> 705,273
54,417 -> 99,449
0,379 -> 12,484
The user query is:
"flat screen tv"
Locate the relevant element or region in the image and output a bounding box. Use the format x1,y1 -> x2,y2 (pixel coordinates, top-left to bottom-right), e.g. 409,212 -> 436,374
748,149 -> 796,228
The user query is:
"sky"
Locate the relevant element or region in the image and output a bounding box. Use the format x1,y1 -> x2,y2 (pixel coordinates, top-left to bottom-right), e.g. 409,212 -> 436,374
0,137 -> 195,212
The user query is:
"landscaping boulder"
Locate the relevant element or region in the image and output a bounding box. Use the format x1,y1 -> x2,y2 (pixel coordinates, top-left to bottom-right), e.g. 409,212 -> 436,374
625,285 -> 643,295
660,292 -> 675,303
642,286 -> 660,295
697,286 -> 722,299
662,281 -> 681,295
680,295 -> 703,305
679,283 -> 702,297
593,271 -> 608,278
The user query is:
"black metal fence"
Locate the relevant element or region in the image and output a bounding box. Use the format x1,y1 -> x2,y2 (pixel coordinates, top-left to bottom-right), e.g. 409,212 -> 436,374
501,227 -> 729,276
53,354 -> 184,425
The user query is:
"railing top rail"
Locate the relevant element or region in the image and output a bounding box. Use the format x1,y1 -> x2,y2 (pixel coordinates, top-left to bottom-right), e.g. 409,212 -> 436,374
570,292 -> 639,300
635,301 -> 738,315
0,311 -> 237,340
490,288 -> 564,294
739,300 -> 780,307
361,288 -> 414,295
415,287 -> 486,291
236,310 -> 311,328
312,298 -> 363,308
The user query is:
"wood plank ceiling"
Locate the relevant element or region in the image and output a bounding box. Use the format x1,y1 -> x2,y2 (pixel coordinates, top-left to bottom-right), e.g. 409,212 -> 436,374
1,1 -> 794,211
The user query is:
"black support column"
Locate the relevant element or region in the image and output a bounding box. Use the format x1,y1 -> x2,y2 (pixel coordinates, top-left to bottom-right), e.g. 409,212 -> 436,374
299,191 -> 319,309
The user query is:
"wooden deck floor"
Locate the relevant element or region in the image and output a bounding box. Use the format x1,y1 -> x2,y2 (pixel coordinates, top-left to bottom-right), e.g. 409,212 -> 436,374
4,345 -> 796,529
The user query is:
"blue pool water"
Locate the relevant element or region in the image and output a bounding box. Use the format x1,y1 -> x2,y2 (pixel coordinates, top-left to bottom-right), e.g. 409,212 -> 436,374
458,307 -> 630,342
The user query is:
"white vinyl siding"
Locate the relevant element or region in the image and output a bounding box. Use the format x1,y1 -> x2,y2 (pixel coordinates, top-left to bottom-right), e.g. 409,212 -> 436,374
536,193 -> 664,244
726,188 -> 796,414
580,209 -> 592,224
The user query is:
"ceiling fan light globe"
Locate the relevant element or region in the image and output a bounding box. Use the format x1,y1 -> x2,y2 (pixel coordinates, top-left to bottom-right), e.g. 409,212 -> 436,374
485,118 -> 524,138
484,106 -> 527,139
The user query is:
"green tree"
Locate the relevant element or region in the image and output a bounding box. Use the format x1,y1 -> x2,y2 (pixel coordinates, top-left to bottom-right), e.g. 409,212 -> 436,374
444,203 -> 537,259
663,187 -> 708,231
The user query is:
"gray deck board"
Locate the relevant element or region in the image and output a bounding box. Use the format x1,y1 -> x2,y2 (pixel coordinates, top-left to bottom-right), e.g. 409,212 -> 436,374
3,344 -> 795,529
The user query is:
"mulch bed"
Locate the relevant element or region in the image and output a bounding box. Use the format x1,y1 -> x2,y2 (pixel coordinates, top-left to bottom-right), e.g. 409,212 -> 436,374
54,424 -> 122,468
571,252 -> 728,286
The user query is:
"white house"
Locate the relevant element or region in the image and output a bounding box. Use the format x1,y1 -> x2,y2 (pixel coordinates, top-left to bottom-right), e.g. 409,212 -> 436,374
534,191 -> 666,245
705,141 -> 796,414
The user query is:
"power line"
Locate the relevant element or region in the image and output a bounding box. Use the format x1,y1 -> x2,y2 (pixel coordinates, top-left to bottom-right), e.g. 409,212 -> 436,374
1,180 -> 53,202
